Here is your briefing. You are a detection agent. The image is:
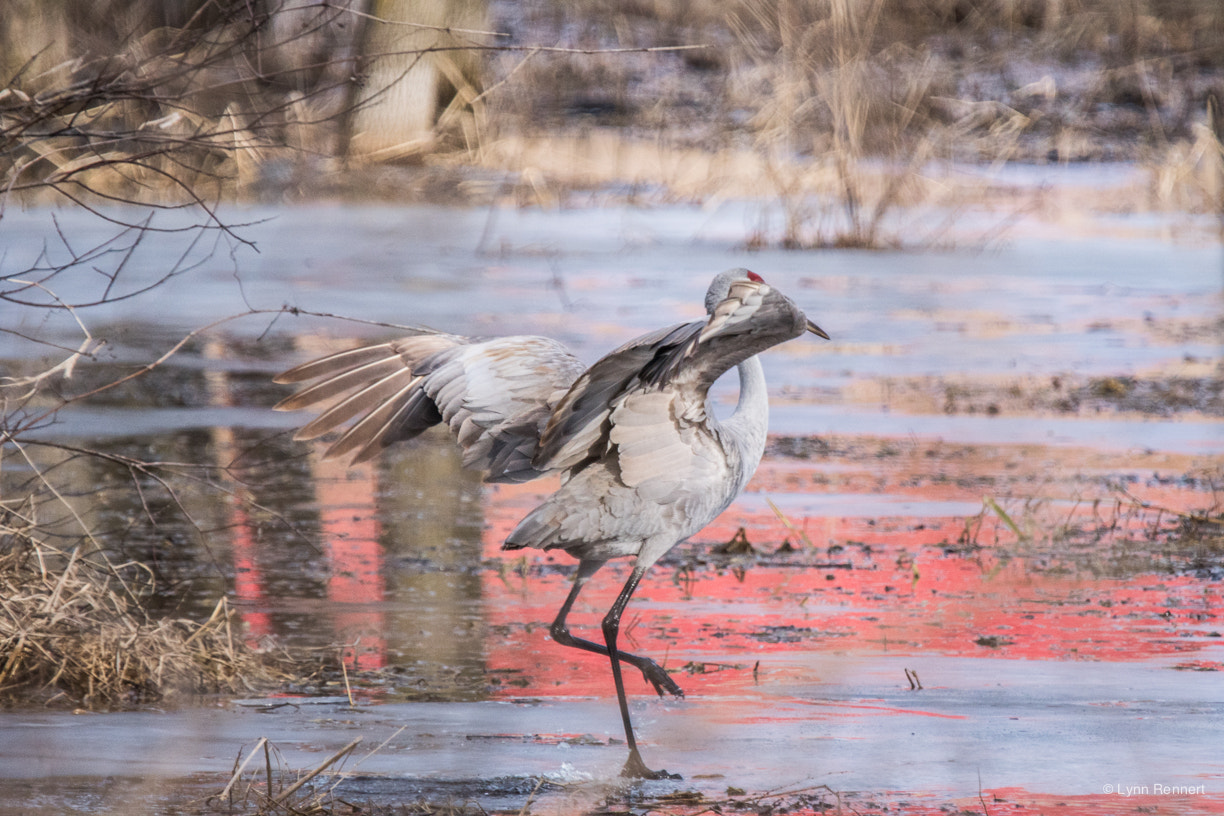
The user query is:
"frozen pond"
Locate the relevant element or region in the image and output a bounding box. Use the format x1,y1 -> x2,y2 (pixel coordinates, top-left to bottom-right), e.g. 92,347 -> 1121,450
0,203 -> 1221,814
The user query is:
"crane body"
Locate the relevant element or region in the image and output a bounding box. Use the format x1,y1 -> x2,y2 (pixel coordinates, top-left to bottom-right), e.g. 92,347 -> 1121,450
275,269 -> 828,778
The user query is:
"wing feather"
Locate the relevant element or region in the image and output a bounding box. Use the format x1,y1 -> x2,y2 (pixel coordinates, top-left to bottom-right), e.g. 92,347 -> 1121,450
609,391 -> 721,503
275,330 -> 585,482
325,379 -> 430,463
294,368 -> 422,442
535,321 -> 702,471
273,356 -> 406,411
273,344 -> 400,385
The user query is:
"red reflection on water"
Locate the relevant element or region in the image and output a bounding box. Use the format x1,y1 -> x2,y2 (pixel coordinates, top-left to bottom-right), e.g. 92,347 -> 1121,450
959,787 -> 1223,816
204,346 -> 276,651
220,443 -> 390,669
478,458 -> 1221,699
760,787 -> 1224,816
229,502 -> 273,646
314,458 -> 387,671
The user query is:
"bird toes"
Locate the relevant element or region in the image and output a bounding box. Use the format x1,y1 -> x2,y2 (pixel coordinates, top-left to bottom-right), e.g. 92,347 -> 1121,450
621,749 -> 682,780
640,664 -> 684,698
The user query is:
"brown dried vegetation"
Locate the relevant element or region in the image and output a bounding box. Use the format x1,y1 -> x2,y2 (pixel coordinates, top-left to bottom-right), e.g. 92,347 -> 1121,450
0,506 -> 284,708
2,0 -> 1221,225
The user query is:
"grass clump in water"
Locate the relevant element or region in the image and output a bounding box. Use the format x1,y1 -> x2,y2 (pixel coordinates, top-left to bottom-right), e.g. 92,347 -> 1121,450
0,509 -> 282,709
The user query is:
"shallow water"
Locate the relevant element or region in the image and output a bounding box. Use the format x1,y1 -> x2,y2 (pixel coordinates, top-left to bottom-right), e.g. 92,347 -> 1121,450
0,203 -> 1221,814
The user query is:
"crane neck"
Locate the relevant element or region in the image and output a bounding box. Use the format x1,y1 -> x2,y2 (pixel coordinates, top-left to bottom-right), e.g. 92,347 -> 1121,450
723,355 -> 769,488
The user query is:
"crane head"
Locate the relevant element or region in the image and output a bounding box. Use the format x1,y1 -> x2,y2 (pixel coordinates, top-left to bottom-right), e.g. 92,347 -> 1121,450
704,268 -> 829,340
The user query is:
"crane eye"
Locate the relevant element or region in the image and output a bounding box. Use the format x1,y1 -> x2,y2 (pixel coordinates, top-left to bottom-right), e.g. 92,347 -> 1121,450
746,271 -> 764,283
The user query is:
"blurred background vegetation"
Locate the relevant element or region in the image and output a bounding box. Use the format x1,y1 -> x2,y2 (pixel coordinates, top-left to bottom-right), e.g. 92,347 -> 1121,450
1,0 -> 1221,237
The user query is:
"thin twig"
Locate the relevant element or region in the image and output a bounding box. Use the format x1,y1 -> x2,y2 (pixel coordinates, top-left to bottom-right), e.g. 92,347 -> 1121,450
270,737 -> 362,806
218,737 -> 269,802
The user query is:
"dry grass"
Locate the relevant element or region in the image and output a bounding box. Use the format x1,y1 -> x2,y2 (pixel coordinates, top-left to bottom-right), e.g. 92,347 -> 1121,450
210,736 -> 369,816
472,0 -> 1223,245
0,505 -> 283,708
2,0 -> 1221,242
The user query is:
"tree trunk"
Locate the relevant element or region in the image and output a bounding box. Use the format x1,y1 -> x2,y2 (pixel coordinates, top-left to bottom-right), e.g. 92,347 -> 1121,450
346,0 -> 487,162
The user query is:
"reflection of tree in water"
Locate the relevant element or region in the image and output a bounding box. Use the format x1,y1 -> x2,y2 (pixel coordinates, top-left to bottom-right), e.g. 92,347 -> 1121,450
379,430 -> 489,699
233,347 -> 491,699
1,427 -> 238,616
4,322 -> 493,699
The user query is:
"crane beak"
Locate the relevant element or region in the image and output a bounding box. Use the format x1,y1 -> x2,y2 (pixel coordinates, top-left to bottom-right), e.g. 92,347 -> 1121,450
806,319 -> 830,340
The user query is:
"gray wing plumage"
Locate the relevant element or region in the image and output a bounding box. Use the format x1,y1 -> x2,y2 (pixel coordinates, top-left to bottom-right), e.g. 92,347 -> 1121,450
533,278 -> 807,475
274,330 -> 586,482
507,278 -> 813,556
533,321 -> 703,472
275,276 -> 816,557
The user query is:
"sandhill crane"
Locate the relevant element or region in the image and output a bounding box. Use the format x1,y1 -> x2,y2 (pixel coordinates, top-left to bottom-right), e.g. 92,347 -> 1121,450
274,268 -> 829,779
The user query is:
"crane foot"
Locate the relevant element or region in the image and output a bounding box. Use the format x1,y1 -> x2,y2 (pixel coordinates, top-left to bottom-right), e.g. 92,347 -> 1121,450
640,661 -> 685,698
621,748 -> 682,780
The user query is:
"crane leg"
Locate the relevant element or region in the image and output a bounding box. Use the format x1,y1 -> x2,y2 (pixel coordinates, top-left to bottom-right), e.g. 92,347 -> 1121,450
602,564 -> 681,780
550,560 -> 684,699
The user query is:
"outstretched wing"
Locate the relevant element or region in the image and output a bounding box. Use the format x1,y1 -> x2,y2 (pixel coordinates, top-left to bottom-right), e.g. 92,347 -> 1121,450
274,331 -> 585,482
533,277 -> 811,474
531,321 -> 704,472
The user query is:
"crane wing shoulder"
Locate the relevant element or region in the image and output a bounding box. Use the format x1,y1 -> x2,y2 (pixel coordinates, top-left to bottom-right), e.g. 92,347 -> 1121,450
606,388 -> 725,503
532,320 -> 704,472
